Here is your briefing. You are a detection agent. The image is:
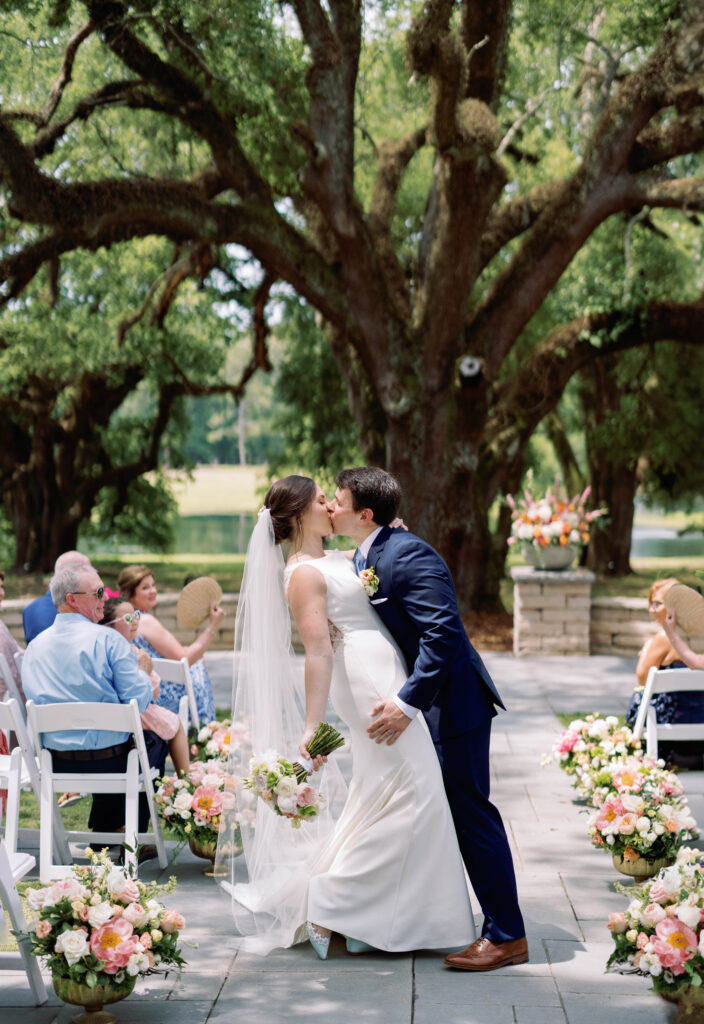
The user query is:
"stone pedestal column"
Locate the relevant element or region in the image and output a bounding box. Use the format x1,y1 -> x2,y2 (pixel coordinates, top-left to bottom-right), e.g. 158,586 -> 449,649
511,566 -> 595,657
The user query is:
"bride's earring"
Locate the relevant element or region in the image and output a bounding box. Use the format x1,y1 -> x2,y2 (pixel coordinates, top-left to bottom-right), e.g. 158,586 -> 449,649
307,922 -> 331,960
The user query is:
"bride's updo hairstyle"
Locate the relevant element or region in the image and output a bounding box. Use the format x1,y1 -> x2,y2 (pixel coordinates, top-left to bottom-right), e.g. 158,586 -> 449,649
264,475 -> 316,547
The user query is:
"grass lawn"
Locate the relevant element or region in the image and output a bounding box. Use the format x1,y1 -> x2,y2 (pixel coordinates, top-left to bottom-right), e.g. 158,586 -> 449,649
167,464 -> 266,515
555,712 -> 627,729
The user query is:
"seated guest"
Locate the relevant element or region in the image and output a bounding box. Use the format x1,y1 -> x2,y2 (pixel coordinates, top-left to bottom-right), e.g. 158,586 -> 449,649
22,550 -> 91,643
118,564 -> 223,725
626,577 -> 704,769
0,569 -> 24,704
21,564 -> 167,841
100,598 -> 190,776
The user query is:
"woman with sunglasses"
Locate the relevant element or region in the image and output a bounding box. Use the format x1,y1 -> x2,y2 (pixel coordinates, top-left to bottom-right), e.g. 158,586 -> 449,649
99,597 -> 190,776
117,565 -> 223,726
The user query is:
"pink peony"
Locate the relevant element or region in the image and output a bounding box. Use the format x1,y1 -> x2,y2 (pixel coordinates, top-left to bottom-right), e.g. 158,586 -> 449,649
161,910 -> 185,934
35,919 -> 52,938
607,913 -> 627,934
192,785 -> 223,820
89,918 -> 140,975
651,917 -> 698,976
595,798 -> 625,831
557,730 -> 579,753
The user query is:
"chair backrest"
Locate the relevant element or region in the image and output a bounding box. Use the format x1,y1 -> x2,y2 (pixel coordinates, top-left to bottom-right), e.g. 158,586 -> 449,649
0,696 -> 41,801
150,656 -> 199,727
26,699 -> 142,752
0,652 -> 24,710
632,666 -> 704,756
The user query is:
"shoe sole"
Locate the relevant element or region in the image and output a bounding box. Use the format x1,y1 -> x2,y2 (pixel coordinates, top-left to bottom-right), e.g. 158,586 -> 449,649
445,953 -> 529,971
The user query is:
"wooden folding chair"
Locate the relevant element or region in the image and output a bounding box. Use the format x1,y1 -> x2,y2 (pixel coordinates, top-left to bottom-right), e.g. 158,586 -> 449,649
26,699 -> 168,882
0,839 -> 47,1004
632,666 -> 704,758
150,656 -> 200,730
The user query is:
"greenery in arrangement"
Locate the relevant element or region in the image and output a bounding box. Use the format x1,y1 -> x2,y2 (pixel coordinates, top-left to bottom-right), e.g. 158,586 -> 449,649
1,1 -> 702,608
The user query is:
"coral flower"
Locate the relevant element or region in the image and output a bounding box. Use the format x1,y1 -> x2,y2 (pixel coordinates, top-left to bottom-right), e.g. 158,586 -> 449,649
622,845 -> 640,862
192,785 -> 223,820
652,918 -> 698,976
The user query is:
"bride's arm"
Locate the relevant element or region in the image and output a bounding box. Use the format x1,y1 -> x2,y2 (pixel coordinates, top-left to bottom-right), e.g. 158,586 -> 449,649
287,565 -> 334,766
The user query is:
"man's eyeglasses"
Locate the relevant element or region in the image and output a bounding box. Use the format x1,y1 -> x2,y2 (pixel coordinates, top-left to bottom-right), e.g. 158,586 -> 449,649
71,587 -> 106,600
112,611 -> 141,625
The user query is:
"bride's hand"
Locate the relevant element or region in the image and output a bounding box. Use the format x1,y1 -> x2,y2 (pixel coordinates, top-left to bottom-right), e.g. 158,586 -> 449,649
389,517 -> 408,531
300,731 -> 327,772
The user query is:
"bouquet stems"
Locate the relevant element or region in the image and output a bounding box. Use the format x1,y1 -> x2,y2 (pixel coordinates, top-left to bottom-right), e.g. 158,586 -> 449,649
293,722 -> 345,783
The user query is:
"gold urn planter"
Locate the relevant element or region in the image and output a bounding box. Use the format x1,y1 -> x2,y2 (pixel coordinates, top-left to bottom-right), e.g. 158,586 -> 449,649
188,834 -> 228,877
612,852 -> 675,884
53,975 -> 136,1024
660,984 -> 704,1024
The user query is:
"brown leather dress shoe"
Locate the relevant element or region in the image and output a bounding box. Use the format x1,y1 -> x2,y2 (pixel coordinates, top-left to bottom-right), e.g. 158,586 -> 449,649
444,935 -> 528,971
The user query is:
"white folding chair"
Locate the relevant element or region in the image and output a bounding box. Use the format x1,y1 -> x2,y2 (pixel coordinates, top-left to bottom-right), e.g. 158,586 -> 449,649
150,656 -> 200,730
0,839 -> 47,1004
26,699 -> 168,882
0,698 -> 68,862
632,666 -> 704,757
0,652 -> 24,712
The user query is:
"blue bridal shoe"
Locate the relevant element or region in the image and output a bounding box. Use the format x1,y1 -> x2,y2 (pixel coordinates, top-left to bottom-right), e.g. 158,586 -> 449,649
345,937 -> 379,955
307,922 -> 331,961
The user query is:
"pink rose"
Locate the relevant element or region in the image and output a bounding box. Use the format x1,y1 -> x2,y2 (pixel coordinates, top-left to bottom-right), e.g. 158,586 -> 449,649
122,902 -> 149,928
617,813 -> 638,835
192,785 -> 223,820
79,906 -> 91,922
637,932 -> 649,950
607,913 -> 627,934
117,879 -> 140,905
161,910 -> 185,934
35,919 -> 52,938
89,918 -> 140,975
557,730 -> 579,753
139,931 -> 153,949
649,880 -> 678,905
642,903 -> 667,927
296,785 -> 317,808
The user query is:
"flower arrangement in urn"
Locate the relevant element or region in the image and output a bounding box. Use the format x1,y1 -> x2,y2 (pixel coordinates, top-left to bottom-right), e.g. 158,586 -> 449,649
189,717 -> 249,763
507,477 -> 606,568
24,848 -> 185,1016
607,848 -> 704,1006
156,760 -> 241,868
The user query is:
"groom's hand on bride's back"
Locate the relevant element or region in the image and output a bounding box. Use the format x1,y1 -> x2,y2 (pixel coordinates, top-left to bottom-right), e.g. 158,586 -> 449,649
367,700 -> 411,744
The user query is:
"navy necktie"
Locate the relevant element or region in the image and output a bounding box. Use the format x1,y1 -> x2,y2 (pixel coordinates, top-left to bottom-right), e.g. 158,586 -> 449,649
353,548 -> 366,575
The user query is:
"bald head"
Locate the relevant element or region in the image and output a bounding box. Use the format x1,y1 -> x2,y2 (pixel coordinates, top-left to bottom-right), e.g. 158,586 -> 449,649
54,550 -> 91,574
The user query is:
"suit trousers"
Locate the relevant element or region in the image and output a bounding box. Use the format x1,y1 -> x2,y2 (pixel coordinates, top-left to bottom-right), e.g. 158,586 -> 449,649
435,720 -> 524,943
51,731 -> 168,834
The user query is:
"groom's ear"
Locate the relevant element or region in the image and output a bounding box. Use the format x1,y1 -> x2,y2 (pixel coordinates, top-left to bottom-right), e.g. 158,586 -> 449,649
359,507 -> 375,524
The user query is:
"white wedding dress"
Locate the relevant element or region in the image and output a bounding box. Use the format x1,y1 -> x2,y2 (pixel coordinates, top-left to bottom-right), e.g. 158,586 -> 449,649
283,550 -> 474,951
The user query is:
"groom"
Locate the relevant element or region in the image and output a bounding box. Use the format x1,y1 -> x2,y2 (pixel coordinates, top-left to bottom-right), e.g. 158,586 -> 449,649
329,467 -> 527,971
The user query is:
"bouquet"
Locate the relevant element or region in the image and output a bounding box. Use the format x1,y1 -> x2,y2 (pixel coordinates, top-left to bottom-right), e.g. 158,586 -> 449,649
607,847 -> 704,997
550,714 -> 642,794
507,478 -> 606,550
156,760 -> 240,852
242,752 -> 325,828
189,717 -> 249,762
588,785 -> 696,862
24,848 -> 185,991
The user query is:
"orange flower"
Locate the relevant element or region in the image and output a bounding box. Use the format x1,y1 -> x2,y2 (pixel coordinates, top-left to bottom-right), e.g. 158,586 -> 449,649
623,846 -> 640,862
559,535 -> 569,546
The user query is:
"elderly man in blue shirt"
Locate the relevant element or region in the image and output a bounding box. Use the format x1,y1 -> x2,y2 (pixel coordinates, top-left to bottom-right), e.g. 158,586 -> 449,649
22,563 -> 167,842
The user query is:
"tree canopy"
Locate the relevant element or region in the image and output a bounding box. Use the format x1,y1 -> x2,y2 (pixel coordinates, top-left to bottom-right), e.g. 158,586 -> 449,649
1,0 -> 703,604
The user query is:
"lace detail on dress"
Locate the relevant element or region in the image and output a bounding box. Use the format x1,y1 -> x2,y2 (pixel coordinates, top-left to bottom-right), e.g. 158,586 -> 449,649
328,620 -> 344,651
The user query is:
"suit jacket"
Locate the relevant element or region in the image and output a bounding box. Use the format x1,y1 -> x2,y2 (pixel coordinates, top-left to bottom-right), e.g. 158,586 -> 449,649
23,590 -> 58,644
365,526 -> 504,740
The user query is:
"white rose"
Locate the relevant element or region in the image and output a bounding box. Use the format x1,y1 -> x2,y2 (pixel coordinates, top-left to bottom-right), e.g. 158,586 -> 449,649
205,740 -> 219,757
197,727 -> 211,743
698,931 -> 704,957
126,950 -> 149,977
27,887 -> 51,911
676,904 -> 701,930
275,776 -> 298,797
518,523 -> 534,540
173,790 -> 193,813
569,529 -> 580,543
276,793 -> 300,815
55,928 -> 90,966
203,773 -> 222,788
87,902 -> 115,929
621,794 -> 645,815
636,817 -> 651,833
146,899 -> 161,922
106,869 -> 130,898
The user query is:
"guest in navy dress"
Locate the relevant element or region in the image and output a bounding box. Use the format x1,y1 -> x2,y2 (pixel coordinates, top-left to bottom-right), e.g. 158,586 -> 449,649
626,577 -> 704,769
117,564 -> 223,726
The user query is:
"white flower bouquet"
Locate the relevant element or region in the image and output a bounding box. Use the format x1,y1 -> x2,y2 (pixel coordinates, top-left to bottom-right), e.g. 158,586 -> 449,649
607,847 -> 704,998
242,751 -> 325,829
156,760 -> 240,851
189,717 -> 249,762
585,754 -> 684,808
24,848 -> 185,992
550,714 -> 642,795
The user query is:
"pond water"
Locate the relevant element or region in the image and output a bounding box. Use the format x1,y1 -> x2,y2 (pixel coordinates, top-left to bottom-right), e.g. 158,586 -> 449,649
630,526 -> 704,559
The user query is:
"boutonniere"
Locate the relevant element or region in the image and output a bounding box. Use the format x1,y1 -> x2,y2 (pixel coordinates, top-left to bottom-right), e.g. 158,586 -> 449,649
360,566 -> 380,597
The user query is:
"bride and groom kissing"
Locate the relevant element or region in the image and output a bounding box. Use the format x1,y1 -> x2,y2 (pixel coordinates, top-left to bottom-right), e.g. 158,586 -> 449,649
225,466 -> 526,971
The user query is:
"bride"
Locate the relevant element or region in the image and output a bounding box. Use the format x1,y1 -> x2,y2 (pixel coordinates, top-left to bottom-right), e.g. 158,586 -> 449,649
217,475 -> 475,958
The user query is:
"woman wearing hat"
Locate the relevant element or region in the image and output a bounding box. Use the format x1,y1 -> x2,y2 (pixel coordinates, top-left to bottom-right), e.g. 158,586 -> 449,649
117,564 -> 223,725
625,577 -> 704,768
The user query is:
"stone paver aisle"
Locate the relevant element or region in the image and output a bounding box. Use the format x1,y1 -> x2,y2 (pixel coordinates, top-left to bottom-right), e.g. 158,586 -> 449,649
1,652 -> 683,1023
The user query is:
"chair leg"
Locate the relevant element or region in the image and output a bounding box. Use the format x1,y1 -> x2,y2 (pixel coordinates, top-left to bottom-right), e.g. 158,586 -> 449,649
4,749 -> 22,855
124,752 -> 139,875
0,848 -> 48,1005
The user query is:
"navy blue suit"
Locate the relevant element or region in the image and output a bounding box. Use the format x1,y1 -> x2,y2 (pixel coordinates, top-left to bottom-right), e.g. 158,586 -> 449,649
365,526 -> 524,943
23,591 -> 58,644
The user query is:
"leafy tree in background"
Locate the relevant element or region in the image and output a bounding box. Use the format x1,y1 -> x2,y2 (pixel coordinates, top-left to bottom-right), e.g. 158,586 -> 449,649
1,0 -> 704,605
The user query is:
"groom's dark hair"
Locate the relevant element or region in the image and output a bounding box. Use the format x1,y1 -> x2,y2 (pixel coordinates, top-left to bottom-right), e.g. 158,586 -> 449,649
336,467 -> 401,526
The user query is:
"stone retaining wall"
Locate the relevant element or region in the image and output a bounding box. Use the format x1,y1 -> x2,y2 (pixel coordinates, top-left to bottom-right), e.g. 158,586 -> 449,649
590,596 -> 704,658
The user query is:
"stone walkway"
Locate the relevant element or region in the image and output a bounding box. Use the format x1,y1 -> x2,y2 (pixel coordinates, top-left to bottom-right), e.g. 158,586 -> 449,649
1,652 -> 687,1023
